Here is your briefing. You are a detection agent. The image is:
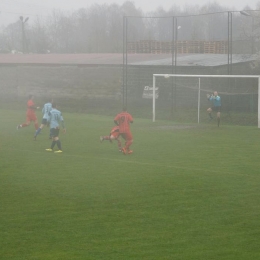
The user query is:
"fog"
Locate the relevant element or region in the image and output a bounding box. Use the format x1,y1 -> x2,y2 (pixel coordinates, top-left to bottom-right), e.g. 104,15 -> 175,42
1,0 -> 260,27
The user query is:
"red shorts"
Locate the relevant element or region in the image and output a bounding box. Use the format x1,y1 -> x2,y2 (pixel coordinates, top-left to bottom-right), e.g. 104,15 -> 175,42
26,111 -> 37,122
120,131 -> 133,141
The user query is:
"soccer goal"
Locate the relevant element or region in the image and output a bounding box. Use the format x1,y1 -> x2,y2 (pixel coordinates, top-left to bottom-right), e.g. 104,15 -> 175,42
152,74 -> 260,127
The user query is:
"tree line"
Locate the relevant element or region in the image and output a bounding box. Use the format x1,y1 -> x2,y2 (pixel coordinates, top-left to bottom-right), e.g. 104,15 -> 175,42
0,1 -> 259,54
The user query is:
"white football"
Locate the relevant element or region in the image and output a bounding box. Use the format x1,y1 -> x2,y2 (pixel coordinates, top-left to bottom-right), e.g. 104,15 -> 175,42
164,74 -> 170,79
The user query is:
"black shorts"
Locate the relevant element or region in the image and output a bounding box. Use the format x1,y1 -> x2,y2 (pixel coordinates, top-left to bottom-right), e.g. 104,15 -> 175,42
50,128 -> 60,138
212,106 -> 221,112
41,118 -> 48,125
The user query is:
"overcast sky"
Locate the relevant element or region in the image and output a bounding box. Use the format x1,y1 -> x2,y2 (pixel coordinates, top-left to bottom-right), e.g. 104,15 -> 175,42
1,0 -> 260,27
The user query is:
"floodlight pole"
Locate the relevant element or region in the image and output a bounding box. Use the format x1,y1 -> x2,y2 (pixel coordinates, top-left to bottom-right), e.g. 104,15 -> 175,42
122,16 -> 128,110
240,11 -> 255,54
251,16 -> 255,54
125,17 -> 128,110
20,16 -> 29,54
227,11 -> 232,75
122,16 -> 126,109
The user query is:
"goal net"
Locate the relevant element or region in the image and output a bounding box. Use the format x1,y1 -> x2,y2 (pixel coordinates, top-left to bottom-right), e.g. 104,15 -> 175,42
152,74 -> 260,127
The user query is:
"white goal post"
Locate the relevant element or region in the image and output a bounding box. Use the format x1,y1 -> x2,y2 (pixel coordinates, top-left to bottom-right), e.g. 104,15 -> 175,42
152,74 -> 260,127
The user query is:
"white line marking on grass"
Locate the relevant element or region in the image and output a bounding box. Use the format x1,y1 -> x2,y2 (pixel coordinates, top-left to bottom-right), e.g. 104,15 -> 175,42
6,148 -> 251,176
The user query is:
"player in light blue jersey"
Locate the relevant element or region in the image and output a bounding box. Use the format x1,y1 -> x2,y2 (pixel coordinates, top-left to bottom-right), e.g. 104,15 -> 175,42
45,103 -> 66,153
34,100 -> 53,140
207,91 -> 221,127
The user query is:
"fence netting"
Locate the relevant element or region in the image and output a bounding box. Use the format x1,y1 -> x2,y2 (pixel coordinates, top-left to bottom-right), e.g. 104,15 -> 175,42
123,12 -> 260,125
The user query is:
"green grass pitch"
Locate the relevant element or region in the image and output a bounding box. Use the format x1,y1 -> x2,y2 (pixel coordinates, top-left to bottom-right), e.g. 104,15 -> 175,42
1,109 -> 260,259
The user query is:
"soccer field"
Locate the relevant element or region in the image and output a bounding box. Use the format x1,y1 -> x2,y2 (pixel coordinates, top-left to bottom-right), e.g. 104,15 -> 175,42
1,109 -> 260,259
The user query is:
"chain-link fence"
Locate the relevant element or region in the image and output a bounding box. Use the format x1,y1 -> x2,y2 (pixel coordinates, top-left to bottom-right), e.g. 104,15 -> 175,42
122,11 -> 260,125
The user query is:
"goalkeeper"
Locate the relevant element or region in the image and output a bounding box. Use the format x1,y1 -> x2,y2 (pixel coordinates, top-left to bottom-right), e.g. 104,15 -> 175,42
207,91 -> 221,127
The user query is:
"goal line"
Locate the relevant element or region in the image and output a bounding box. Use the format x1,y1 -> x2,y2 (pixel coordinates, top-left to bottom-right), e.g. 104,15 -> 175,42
152,74 -> 260,127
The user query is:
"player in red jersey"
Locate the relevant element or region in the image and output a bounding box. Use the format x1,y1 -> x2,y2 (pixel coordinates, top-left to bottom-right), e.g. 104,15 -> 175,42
114,107 -> 133,155
100,125 -> 122,152
17,95 -> 39,130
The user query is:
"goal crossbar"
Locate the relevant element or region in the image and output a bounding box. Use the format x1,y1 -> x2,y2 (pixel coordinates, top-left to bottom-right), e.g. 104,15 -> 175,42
152,74 -> 260,127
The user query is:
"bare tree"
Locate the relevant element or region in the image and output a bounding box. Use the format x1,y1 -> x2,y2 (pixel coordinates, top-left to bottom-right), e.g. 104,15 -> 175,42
45,10 -> 75,53
0,1 -> 258,54
29,17 -> 50,53
1,20 -> 22,52
106,4 -> 124,52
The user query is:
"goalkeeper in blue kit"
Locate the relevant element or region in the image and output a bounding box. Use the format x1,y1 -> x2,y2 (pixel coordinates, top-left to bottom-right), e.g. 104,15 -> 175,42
207,91 -> 221,127
45,103 -> 66,153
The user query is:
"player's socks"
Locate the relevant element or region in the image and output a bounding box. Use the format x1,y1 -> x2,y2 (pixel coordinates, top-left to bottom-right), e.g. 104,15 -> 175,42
35,128 -> 42,137
122,147 -> 127,155
217,118 -> 220,127
209,113 -> 213,119
35,123 -> 39,130
57,140 -> 62,150
51,141 -> 56,149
